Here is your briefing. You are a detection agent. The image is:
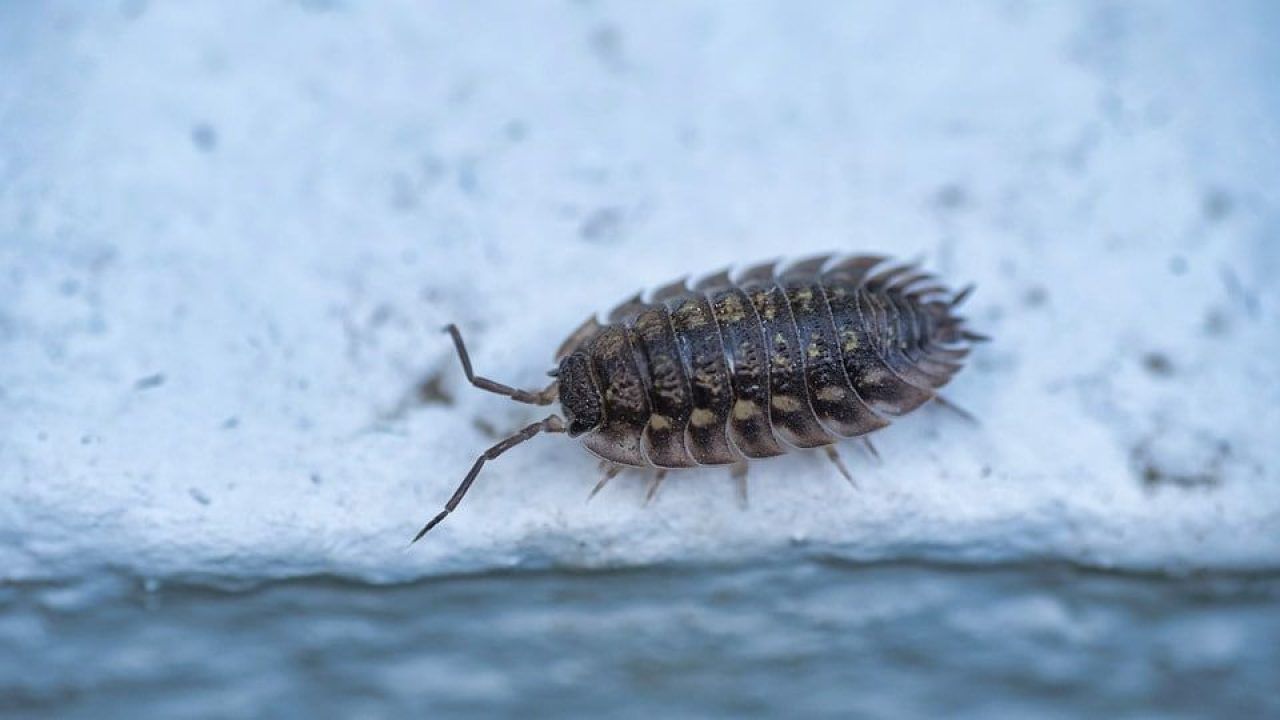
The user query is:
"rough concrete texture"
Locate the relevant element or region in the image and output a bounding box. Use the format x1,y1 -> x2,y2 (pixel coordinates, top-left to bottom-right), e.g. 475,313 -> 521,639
2,1 -> 1278,585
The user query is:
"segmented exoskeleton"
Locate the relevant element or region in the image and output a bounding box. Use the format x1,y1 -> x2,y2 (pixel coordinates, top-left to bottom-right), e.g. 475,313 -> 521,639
412,254 -> 987,541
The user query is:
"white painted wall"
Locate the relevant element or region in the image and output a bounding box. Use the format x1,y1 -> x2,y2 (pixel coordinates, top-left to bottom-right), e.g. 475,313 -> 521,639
2,1 -> 1277,585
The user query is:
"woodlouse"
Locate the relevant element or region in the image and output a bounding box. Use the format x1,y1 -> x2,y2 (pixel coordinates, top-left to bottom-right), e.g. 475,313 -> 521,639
412,254 -> 987,541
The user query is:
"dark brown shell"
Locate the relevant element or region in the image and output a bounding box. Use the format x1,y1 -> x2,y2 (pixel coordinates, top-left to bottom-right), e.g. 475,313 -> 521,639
564,254 -> 979,468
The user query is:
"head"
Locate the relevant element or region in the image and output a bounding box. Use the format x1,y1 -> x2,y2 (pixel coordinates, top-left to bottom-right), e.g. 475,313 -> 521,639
555,351 -> 603,437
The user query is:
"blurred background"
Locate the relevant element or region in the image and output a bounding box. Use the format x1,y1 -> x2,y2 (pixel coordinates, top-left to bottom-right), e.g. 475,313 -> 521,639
2,1 -> 1278,717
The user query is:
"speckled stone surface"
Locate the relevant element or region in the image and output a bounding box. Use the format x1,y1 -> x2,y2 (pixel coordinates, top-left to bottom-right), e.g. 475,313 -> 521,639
1,2 -> 1278,715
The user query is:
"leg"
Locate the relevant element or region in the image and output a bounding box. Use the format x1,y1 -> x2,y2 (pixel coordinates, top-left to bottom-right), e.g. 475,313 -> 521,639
411,415 -> 565,542
445,324 -> 557,405
730,461 -> 749,508
860,437 -> 882,463
824,445 -> 858,490
587,462 -> 623,502
933,394 -> 979,425
644,469 -> 667,505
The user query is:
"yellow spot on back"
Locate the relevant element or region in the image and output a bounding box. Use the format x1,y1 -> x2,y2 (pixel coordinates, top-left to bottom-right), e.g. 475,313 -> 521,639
771,395 -> 802,413
716,294 -> 746,323
732,399 -> 758,420
817,385 -> 846,403
649,414 -> 672,430
807,340 -> 823,358
677,302 -> 707,328
841,330 -> 859,352
690,408 -> 717,427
